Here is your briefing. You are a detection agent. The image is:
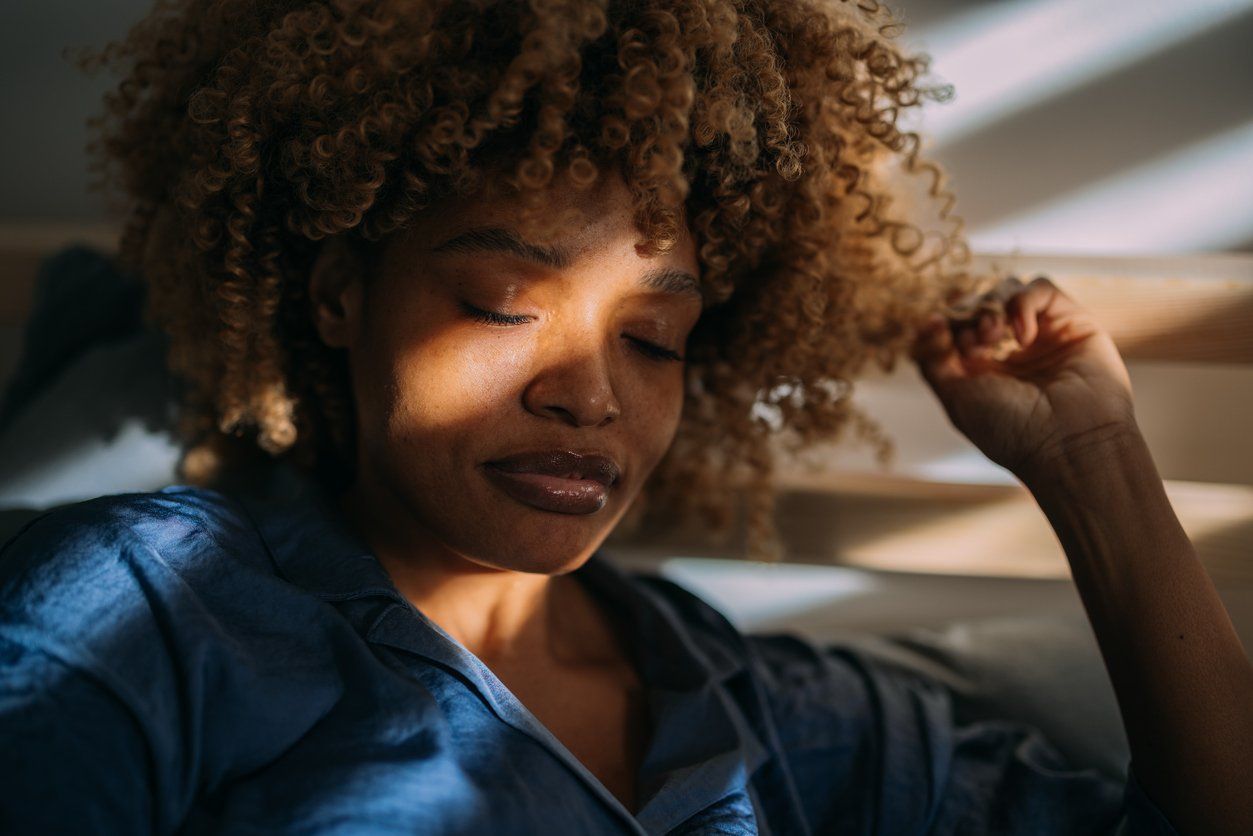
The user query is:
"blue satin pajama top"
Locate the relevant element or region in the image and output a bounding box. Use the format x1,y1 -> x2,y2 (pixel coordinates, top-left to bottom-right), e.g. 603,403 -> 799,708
0,463 -> 1180,834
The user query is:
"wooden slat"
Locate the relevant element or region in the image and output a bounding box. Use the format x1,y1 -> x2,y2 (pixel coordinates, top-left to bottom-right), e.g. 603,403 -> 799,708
968,252 -> 1253,365
606,474 -> 1253,584
0,221 -> 123,255
769,359 -> 1253,488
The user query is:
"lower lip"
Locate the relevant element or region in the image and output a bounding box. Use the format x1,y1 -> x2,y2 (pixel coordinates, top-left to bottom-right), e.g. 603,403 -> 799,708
481,464 -> 611,515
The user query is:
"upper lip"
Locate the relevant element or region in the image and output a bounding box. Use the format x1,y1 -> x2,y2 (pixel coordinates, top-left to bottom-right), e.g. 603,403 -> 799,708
486,450 -> 621,488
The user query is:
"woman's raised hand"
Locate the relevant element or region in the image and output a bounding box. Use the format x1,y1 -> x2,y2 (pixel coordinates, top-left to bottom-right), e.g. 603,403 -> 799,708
909,275 -> 1140,483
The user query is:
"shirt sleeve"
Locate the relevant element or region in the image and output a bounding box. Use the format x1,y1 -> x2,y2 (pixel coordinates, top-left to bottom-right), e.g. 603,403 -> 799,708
1,489 -> 362,834
743,631 -> 1181,835
0,634 -> 156,833
0,500 -> 193,834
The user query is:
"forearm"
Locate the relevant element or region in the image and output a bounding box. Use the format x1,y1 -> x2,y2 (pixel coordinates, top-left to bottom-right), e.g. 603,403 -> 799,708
1020,426 -> 1253,836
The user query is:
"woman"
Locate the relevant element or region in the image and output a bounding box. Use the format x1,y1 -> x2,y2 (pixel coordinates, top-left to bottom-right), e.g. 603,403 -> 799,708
2,0 -> 1249,832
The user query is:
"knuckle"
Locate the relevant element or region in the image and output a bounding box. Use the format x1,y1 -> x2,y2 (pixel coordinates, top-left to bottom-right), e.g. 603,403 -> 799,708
1000,275 -> 1025,292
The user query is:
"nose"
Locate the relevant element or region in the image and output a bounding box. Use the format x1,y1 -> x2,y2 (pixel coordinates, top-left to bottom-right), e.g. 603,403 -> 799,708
522,342 -> 622,428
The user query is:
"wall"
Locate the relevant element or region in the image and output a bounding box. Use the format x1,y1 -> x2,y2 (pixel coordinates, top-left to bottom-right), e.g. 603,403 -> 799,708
2,0 -> 1250,255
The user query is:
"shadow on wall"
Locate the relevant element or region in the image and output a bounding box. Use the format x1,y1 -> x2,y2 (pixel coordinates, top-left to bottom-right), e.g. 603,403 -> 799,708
1,0 -> 1251,256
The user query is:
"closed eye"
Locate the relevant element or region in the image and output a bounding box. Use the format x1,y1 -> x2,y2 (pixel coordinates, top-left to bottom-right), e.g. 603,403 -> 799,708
458,301 -> 684,362
459,301 -> 528,326
628,338 -> 683,362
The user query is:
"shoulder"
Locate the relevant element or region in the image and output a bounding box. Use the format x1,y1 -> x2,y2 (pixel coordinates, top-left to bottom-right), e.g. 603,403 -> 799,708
0,485 -> 278,666
0,484 -> 348,753
0,486 -> 341,830
1,484 -> 271,592
621,567 -> 845,694
638,567 -> 940,688
629,569 -> 743,639
624,566 -> 909,684
1,484 -> 258,563
624,565 -> 951,738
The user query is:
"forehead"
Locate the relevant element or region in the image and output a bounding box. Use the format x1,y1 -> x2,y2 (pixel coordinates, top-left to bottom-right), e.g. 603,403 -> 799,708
430,165 -> 650,257
419,169 -> 646,250
386,170 -> 701,292
427,223 -> 703,302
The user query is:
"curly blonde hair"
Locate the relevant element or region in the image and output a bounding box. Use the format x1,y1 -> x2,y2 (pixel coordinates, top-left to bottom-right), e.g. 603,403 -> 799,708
75,0 -> 992,563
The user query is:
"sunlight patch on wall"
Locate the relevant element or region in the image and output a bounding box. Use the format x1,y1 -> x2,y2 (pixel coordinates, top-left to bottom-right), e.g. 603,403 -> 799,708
969,120 -> 1253,255
905,0 -> 1253,147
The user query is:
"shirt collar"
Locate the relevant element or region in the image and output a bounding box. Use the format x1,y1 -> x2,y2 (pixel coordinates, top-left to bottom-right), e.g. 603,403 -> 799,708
224,459 -> 402,604
223,459 -> 772,829
224,459 -> 747,690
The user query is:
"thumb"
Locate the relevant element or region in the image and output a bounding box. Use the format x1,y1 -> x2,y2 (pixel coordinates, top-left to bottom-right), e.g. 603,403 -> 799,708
911,314 -> 967,390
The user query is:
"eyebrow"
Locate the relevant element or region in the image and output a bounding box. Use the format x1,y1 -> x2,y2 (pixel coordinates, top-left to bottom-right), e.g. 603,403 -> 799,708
429,225 -> 703,302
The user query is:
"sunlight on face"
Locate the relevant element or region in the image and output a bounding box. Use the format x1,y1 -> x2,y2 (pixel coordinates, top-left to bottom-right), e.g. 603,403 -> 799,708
343,169 -> 703,575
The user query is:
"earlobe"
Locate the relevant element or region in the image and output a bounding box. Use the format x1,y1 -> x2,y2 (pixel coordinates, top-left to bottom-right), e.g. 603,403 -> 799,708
308,237 -> 364,349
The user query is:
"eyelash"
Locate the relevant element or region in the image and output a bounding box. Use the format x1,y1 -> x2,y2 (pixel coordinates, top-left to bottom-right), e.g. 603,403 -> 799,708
459,301 -> 684,363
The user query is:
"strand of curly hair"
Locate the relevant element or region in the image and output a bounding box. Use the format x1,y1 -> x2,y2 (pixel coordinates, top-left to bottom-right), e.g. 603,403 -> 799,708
73,0 -> 996,563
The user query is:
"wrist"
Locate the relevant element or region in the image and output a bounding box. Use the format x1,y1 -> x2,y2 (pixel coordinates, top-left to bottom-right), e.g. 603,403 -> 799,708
1016,420 -> 1149,497
1018,423 -> 1192,588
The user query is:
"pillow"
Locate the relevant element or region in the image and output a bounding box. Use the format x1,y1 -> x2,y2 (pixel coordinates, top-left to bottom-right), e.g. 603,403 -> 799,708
0,330 -> 183,510
0,245 -> 147,431
0,246 -> 182,511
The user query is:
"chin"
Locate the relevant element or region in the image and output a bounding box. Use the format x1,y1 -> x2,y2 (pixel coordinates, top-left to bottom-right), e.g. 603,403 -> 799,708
461,547 -> 596,577
461,509 -> 620,574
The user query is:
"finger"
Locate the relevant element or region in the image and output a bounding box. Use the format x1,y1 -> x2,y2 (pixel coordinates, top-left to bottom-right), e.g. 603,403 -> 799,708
956,324 -> 978,353
1003,275 -> 1063,349
964,333 -> 997,361
910,314 -> 949,361
977,308 -> 1006,344
987,275 -> 1026,308
911,314 -> 966,387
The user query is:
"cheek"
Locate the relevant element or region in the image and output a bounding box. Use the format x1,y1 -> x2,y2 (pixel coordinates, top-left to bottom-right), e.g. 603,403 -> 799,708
353,302 -> 685,473
376,331 -> 528,450
351,281 -> 513,442
629,371 -> 686,466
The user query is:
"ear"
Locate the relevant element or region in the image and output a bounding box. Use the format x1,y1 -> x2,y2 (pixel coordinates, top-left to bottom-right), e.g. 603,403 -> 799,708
308,236 -> 368,349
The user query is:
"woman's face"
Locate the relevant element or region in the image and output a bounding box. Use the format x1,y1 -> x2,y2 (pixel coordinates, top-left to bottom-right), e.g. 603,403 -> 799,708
313,170 -> 703,576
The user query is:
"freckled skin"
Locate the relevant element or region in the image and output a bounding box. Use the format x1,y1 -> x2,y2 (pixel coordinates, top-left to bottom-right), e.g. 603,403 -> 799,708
306,167 -> 702,664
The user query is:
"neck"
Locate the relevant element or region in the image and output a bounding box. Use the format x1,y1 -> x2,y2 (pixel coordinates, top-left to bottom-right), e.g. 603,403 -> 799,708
335,473 -> 604,667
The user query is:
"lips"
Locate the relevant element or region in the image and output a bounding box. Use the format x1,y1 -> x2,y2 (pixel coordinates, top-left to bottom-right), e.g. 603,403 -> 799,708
481,450 -> 621,515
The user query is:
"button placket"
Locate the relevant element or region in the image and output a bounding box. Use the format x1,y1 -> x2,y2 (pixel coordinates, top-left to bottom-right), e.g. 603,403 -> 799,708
366,601 -> 651,834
